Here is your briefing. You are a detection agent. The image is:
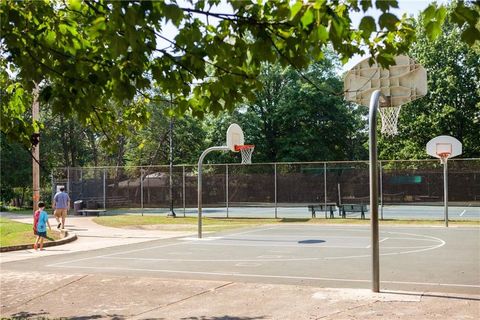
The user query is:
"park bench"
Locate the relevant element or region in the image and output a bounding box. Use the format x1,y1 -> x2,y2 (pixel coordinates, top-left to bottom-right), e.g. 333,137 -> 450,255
340,204 -> 367,219
308,203 -> 336,219
76,209 -> 107,217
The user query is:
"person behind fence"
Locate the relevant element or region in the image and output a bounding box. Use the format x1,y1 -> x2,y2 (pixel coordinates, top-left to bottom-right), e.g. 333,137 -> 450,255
33,201 -> 51,251
53,187 -> 70,229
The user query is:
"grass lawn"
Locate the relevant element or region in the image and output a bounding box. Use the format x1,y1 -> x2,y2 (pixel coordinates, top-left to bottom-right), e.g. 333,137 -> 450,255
0,217 -> 62,247
93,216 -> 282,232
92,215 -> 479,232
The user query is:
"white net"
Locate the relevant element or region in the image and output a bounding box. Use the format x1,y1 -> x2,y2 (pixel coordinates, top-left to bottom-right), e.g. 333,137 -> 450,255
379,105 -> 402,136
439,153 -> 451,164
238,145 -> 254,164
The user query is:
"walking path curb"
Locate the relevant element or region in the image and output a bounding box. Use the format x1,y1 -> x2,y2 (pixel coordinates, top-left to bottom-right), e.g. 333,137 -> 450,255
0,231 -> 77,252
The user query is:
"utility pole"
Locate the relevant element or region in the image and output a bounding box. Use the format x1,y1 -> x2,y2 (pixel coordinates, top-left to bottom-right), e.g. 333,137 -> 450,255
32,83 -> 40,212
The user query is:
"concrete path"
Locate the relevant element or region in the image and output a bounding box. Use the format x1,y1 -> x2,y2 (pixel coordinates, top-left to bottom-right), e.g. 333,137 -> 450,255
1,214 -> 479,319
0,214 -> 192,263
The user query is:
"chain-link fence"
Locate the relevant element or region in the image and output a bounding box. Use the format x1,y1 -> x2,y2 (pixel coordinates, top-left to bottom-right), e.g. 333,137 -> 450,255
52,158 -> 480,218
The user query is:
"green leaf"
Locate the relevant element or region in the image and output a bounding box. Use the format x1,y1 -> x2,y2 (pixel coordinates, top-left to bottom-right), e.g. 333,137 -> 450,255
316,25 -> 328,42
68,0 -> 82,11
359,16 -> 376,38
452,3 -> 478,25
301,8 -> 314,28
379,13 -> 399,31
163,4 -> 184,27
425,22 -> 442,41
422,4 -> 436,24
59,24 -> 68,35
290,1 -> 303,19
44,31 -> 56,45
435,7 -> 447,23
375,0 -> 398,13
360,0 -> 373,12
461,26 -> 480,46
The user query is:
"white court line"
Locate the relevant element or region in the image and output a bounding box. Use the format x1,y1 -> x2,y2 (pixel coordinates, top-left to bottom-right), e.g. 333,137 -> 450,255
91,244 -> 439,262
226,226 -> 281,236
48,226 -> 282,267
47,241 -> 187,267
48,227 -> 446,267
51,264 -> 480,289
180,237 -> 222,241
366,237 -> 390,249
185,242 -> 369,249
223,235 -> 377,239
460,210 -> 467,216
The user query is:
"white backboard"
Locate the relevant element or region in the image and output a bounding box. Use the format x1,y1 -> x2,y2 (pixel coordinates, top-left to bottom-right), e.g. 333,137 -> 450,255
344,55 -> 427,107
426,135 -> 462,159
226,123 -> 244,152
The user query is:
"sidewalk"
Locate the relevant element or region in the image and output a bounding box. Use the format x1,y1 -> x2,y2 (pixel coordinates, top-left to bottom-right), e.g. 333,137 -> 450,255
0,214 -> 193,263
1,214 -> 479,319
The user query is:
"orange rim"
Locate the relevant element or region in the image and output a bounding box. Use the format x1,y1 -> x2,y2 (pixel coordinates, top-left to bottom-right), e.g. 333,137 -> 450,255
234,144 -> 255,151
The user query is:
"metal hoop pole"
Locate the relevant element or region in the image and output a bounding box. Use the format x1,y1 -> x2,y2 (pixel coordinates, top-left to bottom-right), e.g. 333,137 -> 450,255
274,163 -> 277,219
198,146 -> 229,238
369,89 -> 383,293
168,117 -> 176,217
324,162 -> 327,218
103,169 -> 106,210
226,164 -> 229,218
183,165 -> 186,217
444,159 -> 449,227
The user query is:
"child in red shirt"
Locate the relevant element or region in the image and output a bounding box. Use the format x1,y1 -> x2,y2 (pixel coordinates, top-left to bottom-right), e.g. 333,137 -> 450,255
33,207 -> 40,236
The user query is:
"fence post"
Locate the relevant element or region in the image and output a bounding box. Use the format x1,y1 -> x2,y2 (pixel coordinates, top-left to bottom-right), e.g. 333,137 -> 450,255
274,163 -> 277,219
103,168 -> 106,210
226,164 -> 229,218
141,167 -> 144,216
379,161 -> 383,220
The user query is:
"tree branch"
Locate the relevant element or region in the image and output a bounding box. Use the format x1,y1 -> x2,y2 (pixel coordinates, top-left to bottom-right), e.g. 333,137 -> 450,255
264,29 -> 339,96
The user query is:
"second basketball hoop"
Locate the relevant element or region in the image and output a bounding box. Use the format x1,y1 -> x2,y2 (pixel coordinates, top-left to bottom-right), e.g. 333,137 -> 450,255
227,123 -> 255,164
235,144 -> 255,164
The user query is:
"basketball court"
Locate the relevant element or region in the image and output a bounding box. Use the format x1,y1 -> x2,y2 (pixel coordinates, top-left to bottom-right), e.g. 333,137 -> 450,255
4,55 -> 476,301
3,224 -> 478,295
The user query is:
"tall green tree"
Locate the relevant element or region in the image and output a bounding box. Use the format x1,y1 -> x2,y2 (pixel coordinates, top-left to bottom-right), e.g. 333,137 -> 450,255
245,62 -> 367,162
2,0 -> 476,147
204,60 -> 368,163
379,8 -> 480,159
124,99 -> 208,166
0,134 -> 32,205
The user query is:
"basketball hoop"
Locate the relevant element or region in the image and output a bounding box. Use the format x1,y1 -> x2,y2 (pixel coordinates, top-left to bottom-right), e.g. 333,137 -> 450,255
234,145 -> 255,164
379,105 -> 402,136
344,55 -> 427,137
438,152 -> 451,164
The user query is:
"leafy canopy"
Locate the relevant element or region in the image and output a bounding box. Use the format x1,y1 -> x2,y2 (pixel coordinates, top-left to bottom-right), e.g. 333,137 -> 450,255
1,0 -> 478,146
379,6 -> 480,159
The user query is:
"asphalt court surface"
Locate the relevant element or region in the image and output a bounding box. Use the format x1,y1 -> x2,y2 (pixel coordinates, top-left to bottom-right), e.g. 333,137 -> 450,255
3,225 -> 479,295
